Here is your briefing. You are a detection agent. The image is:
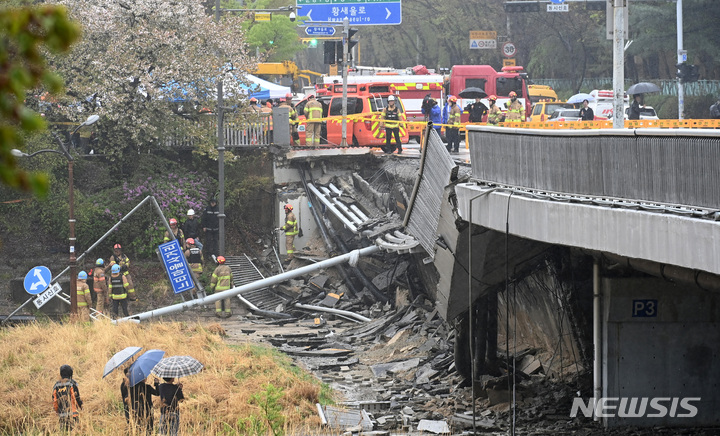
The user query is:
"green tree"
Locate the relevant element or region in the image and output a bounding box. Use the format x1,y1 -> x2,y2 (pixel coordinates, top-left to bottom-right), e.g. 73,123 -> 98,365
0,4 -> 80,195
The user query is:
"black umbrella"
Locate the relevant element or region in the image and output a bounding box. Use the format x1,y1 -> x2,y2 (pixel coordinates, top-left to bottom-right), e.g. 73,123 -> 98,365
626,82 -> 660,95
458,87 -> 487,99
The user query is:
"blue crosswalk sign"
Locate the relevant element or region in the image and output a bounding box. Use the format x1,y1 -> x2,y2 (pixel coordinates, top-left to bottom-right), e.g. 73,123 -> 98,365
24,266 -> 52,295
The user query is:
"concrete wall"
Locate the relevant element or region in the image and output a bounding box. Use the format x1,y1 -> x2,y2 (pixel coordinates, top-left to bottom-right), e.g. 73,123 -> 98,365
603,277 -> 720,427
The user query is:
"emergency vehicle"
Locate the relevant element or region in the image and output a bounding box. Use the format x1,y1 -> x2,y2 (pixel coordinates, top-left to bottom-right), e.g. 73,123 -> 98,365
588,89 -> 629,119
294,82 -> 409,147
321,73 -> 444,143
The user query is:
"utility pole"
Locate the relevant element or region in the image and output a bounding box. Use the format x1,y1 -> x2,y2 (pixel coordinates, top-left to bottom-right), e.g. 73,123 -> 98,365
612,0 -> 625,129
341,17 -> 349,147
676,0 -> 684,120
215,0 -> 226,256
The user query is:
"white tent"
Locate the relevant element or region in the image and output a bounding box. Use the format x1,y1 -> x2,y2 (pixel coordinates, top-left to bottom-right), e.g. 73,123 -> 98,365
234,74 -> 291,100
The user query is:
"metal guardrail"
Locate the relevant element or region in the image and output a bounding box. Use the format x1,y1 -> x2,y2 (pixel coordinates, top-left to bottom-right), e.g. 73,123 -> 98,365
164,113 -> 274,148
466,126 -> 720,210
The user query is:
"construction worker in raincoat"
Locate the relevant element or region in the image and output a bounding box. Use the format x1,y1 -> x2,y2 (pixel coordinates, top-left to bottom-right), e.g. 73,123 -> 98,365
75,271 -> 92,323
210,256 -> 234,318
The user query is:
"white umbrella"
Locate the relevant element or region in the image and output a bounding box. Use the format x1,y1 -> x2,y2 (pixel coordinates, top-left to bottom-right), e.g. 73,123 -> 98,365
103,346 -> 142,378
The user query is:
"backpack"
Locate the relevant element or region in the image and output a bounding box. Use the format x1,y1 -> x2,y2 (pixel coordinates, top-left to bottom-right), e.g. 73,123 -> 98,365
53,380 -> 79,419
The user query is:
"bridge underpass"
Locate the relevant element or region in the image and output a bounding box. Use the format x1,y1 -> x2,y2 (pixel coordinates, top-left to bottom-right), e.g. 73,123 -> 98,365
405,126 -> 720,427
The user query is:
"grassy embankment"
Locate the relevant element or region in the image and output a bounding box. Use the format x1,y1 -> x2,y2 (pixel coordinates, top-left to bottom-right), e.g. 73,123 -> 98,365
0,320 -> 333,435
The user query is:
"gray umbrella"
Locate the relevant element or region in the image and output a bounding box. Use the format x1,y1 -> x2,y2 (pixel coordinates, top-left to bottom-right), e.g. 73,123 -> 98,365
151,355 -> 204,379
627,82 -> 660,95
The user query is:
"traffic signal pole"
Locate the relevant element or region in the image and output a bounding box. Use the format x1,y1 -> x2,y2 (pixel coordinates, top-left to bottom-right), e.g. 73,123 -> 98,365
341,17 -> 349,147
612,0 -> 625,130
676,0 -> 684,120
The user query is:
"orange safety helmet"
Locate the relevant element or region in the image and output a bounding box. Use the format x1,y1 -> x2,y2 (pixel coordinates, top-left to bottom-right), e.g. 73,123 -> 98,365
284,204 -> 293,211
113,243 -> 122,249
169,218 -> 178,226
217,256 -> 226,264
286,93 -> 293,99
488,95 -> 497,101
509,91 -> 517,98
186,238 -> 195,246
449,96 -> 457,103
250,97 -> 258,103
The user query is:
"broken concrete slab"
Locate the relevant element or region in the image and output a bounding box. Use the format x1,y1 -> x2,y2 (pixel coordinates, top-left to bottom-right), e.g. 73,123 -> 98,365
319,405 -> 373,432
416,419 -> 450,434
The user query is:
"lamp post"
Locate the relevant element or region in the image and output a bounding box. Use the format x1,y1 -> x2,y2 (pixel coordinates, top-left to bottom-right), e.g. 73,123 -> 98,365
11,114 -> 99,316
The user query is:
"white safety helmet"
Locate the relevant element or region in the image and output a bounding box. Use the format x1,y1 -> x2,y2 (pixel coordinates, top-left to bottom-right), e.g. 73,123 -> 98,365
387,95 -> 396,101
187,209 -> 195,216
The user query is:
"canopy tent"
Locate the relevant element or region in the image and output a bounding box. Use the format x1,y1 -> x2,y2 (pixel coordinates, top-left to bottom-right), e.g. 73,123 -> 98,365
160,74 -> 290,102
235,74 -> 291,100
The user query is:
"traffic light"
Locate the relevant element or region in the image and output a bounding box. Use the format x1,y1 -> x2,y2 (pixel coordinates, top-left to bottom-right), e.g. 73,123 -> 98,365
676,63 -> 699,83
324,41 -> 338,64
308,39 -> 317,48
344,28 -> 359,63
676,62 -> 688,81
686,64 -> 700,83
504,1 -> 540,12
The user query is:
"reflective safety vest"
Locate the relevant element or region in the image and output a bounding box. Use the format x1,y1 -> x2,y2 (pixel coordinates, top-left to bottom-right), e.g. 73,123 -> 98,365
109,274 -> 127,300
383,105 -> 401,129
76,282 -> 90,307
110,254 -> 132,277
305,100 -> 323,122
93,267 -> 107,293
281,212 -> 298,236
487,105 -> 503,125
506,99 -> 524,122
211,265 -> 233,292
186,247 -> 203,274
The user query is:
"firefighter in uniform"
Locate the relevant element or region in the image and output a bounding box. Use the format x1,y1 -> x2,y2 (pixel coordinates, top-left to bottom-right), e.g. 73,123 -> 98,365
505,91 -> 524,123
93,258 -> 109,314
304,94 -> 323,146
75,271 -> 92,323
108,244 -> 136,300
109,264 -> 131,318
487,95 -> 503,125
52,364 -> 83,431
210,256 -> 233,318
184,238 -> 204,298
279,204 -> 298,262
163,218 -> 186,250
447,96 -> 462,153
381,95 -> 402,154
280,93 -> 299,145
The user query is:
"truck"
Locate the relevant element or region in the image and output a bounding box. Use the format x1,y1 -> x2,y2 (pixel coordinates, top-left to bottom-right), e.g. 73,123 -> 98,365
253,61 -> 323,94
322,64 -> 532,137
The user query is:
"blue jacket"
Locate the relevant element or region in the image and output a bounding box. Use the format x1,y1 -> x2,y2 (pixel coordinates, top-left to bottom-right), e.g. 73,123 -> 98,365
422,104 -> 443,126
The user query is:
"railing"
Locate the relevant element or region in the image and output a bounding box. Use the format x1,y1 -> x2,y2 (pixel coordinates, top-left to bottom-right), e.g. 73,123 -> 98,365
466,126 -> 720,210
164,113 -> 274,148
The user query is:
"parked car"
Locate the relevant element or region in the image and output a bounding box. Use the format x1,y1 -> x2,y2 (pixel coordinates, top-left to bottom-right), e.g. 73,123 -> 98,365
530,102 -> 573,122
548,109 -> 583,122
625,106 -> 659,120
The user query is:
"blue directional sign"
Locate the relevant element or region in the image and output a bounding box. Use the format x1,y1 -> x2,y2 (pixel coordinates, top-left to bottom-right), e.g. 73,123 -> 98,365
305,26 -> 336,36
158,239 -> 195,294
550,0 -> 566,3
24,266 -> 52,295
297,1 -> 402,26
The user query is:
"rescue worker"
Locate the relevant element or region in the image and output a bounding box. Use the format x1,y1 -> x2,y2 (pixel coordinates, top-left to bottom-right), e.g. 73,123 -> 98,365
487,95 -> 503,126
446,96 -> 462,153
505,91 -> 524,123
164,218 -> 186,250
261,99 -> 274,143
108,244 -> 136,300
183,209 -> 202,250
75,271 -> 92,323
210,256 -> 234,318
381,95 -> 402,154
304,94 -> 323,146
109,264 -> 131,318
93,258 -> 109,314
202,198 -> 219,257
184,238 -> 203,298
279,93 -> 299,145
52,364 -> 83,431
279,204 -> 298,262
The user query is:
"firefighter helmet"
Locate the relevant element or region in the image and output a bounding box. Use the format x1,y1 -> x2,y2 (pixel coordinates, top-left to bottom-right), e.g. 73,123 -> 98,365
96,258 -> 104,266
186,238 -> 195,246
111,264 -> 121,274
113,243 -> 122,249
449,96 -> 457,103
286,93 -> 293,99
488,95 -> 497,101
217,256 -> 226,264
187,209 -> 195,216
169,218 -> 178,226
387,95 -> 396,101
509,91 -> 517,98
250,97 -> 257,103
78,271 -> 88,280
284,204 -> 293,212
60,365 -> 73,379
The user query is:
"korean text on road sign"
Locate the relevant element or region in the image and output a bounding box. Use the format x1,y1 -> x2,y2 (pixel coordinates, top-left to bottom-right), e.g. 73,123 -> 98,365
159,239 -> 195,294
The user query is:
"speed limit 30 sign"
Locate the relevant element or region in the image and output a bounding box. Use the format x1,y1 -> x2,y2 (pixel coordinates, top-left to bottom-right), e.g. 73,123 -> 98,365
502,42 -> 517,58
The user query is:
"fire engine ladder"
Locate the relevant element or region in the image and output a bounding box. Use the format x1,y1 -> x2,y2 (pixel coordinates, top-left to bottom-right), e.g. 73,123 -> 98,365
225,255 -> 290,314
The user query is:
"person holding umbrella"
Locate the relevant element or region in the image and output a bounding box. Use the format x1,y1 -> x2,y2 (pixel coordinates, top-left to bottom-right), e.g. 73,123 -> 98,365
121,367 -> 159,434
580,99 -> 594,121
151,355 -> 204,435
629,94 -> 643,120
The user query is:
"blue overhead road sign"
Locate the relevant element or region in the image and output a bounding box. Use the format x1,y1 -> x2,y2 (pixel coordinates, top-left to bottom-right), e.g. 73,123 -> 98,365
550,0 -> 566,3
24,266 -> 52,295
305,26 -> 336,36
297,1 -> 402,26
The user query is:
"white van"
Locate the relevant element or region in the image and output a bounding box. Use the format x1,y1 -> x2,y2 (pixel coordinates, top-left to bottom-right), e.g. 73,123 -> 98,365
589,89 -> 628,119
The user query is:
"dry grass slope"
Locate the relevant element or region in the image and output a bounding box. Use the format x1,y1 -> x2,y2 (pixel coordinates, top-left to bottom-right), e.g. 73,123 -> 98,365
0,320 -> 328,435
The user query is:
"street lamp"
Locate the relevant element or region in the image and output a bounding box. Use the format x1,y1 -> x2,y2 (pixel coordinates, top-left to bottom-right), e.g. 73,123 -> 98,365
11,114 -> 99,317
